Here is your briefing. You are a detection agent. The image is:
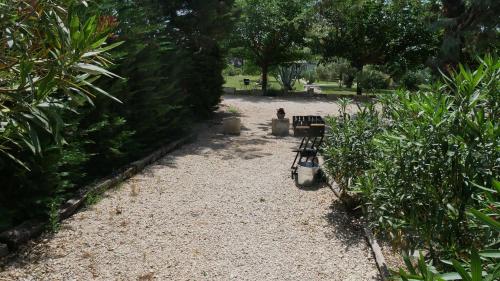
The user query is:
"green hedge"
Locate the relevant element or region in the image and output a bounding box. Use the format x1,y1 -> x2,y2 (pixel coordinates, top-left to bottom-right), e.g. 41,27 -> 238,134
0,0 -> 233,232
322,56 -> 499,275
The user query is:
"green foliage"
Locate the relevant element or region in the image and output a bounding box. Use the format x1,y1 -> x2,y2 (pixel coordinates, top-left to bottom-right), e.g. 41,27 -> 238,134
323,56 -> 499,277
359,56 -> 499,259
396,181 -> 500,281
316,63 -> 339,82
316,59 -> 357,87
437,0 -> 500,69
0,0 -> 122,230
323,99 -> 381,194
400,69 -> 432,91
273,63 -> 305,91
232,0 -> 313,92
302,68 -> 317,84
223,64 -> 243,76
0,0 -> 235,233
315,0 -> 438,93
0,0 -> 121,167
355,69 -> 390,92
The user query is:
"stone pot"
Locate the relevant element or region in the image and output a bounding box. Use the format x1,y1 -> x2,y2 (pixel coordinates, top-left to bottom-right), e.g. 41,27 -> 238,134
272,118 -> 289,136
223,117 -> 241,135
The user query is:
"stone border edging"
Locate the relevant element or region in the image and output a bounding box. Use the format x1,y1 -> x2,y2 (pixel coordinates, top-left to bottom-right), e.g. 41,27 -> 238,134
0,134 -> 196,256
323,175 -> 390,281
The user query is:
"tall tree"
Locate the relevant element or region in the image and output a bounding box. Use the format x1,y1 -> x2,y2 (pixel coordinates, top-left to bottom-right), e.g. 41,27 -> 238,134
161,0 -> 237,116
315,0 -> 438,94
233,0 -> 312,94
438,0 -> 499,71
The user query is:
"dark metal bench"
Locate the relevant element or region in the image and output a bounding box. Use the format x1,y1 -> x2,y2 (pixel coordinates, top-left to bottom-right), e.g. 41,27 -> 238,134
290,116 -> 325,179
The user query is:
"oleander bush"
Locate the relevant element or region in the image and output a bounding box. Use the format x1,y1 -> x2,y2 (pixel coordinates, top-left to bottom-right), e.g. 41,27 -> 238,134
0,0 -> 234,232
0,0 -> 123,229
323,55 -> 499,273
323,99 -> 381,197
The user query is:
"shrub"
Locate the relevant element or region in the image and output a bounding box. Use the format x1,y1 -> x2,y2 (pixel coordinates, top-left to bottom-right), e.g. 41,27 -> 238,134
358,56 -> 499,260
323,99 -> 381,197
355,69 -> 390,91
400,68 -> 432,91
302,69 -> 318,84
0,0 -> 233,232
223,64 -> 242,76
0,0 -> 121,230
397,180 -> 499,280
316,63 -> 339,81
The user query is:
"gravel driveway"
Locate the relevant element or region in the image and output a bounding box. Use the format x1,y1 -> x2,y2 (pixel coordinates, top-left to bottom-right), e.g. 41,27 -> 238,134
0,95 -> 380,280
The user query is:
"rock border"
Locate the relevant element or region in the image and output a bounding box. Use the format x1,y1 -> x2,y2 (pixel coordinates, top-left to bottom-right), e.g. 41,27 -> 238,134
322,174 -> 390,281
0,134 -> 196,255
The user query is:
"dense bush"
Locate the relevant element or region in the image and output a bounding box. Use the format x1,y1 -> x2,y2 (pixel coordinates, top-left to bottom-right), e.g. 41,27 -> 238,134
323,56 -> 499,273
323,99 -> 381,196
355,69 -> 390,91
400,68 -> 432,91
316,63 -> 339,81
0,0 -> 122,228
223,64 -> 243,76
0,0 -> 234,232
397,181 -> 499,280
316,59 -> 357,87
359,57 -> 498,260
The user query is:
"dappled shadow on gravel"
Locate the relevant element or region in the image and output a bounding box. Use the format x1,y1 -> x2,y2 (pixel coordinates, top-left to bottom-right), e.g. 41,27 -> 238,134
139,109 -> 278,177
323,201 -> 366,250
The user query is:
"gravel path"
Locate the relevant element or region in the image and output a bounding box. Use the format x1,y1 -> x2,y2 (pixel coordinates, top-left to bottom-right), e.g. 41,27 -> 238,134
0,95 -> 380,280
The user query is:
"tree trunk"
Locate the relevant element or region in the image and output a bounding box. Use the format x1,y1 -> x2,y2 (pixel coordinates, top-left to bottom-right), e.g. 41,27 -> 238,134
344,74 -> 354,88
261,64 -> 268,95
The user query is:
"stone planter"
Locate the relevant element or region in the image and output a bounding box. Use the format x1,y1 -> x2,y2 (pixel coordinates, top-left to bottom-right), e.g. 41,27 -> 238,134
223,117 -> 241,135
272,118 -> 289,136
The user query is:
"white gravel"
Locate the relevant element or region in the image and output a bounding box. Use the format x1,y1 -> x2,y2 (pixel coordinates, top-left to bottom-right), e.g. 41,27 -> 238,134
0,95 -> 380,280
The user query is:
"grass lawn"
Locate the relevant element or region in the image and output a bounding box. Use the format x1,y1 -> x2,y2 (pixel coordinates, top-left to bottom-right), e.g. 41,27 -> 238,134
315,81 -> 394,95
224,75 -> 305,91
224,75 -> 393,95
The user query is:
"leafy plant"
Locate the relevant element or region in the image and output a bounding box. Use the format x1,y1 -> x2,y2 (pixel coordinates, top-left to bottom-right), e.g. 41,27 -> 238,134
0,0 -> 121,167
356,69 -> 390,92
227,106 -> 240,114
302,68 -> 318,84
396,180 -> 499,281
323,98 -> 381,197
273,63 -> 305,91
400,69 -> 432,91
358,55 -> 499,260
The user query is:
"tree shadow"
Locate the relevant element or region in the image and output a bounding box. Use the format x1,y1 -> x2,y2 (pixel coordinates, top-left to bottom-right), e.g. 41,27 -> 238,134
323,200 -> 367,251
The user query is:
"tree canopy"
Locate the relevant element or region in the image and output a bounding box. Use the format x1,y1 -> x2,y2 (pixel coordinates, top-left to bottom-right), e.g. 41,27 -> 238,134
232,0 -> 312,93
314,0 -> 438,94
